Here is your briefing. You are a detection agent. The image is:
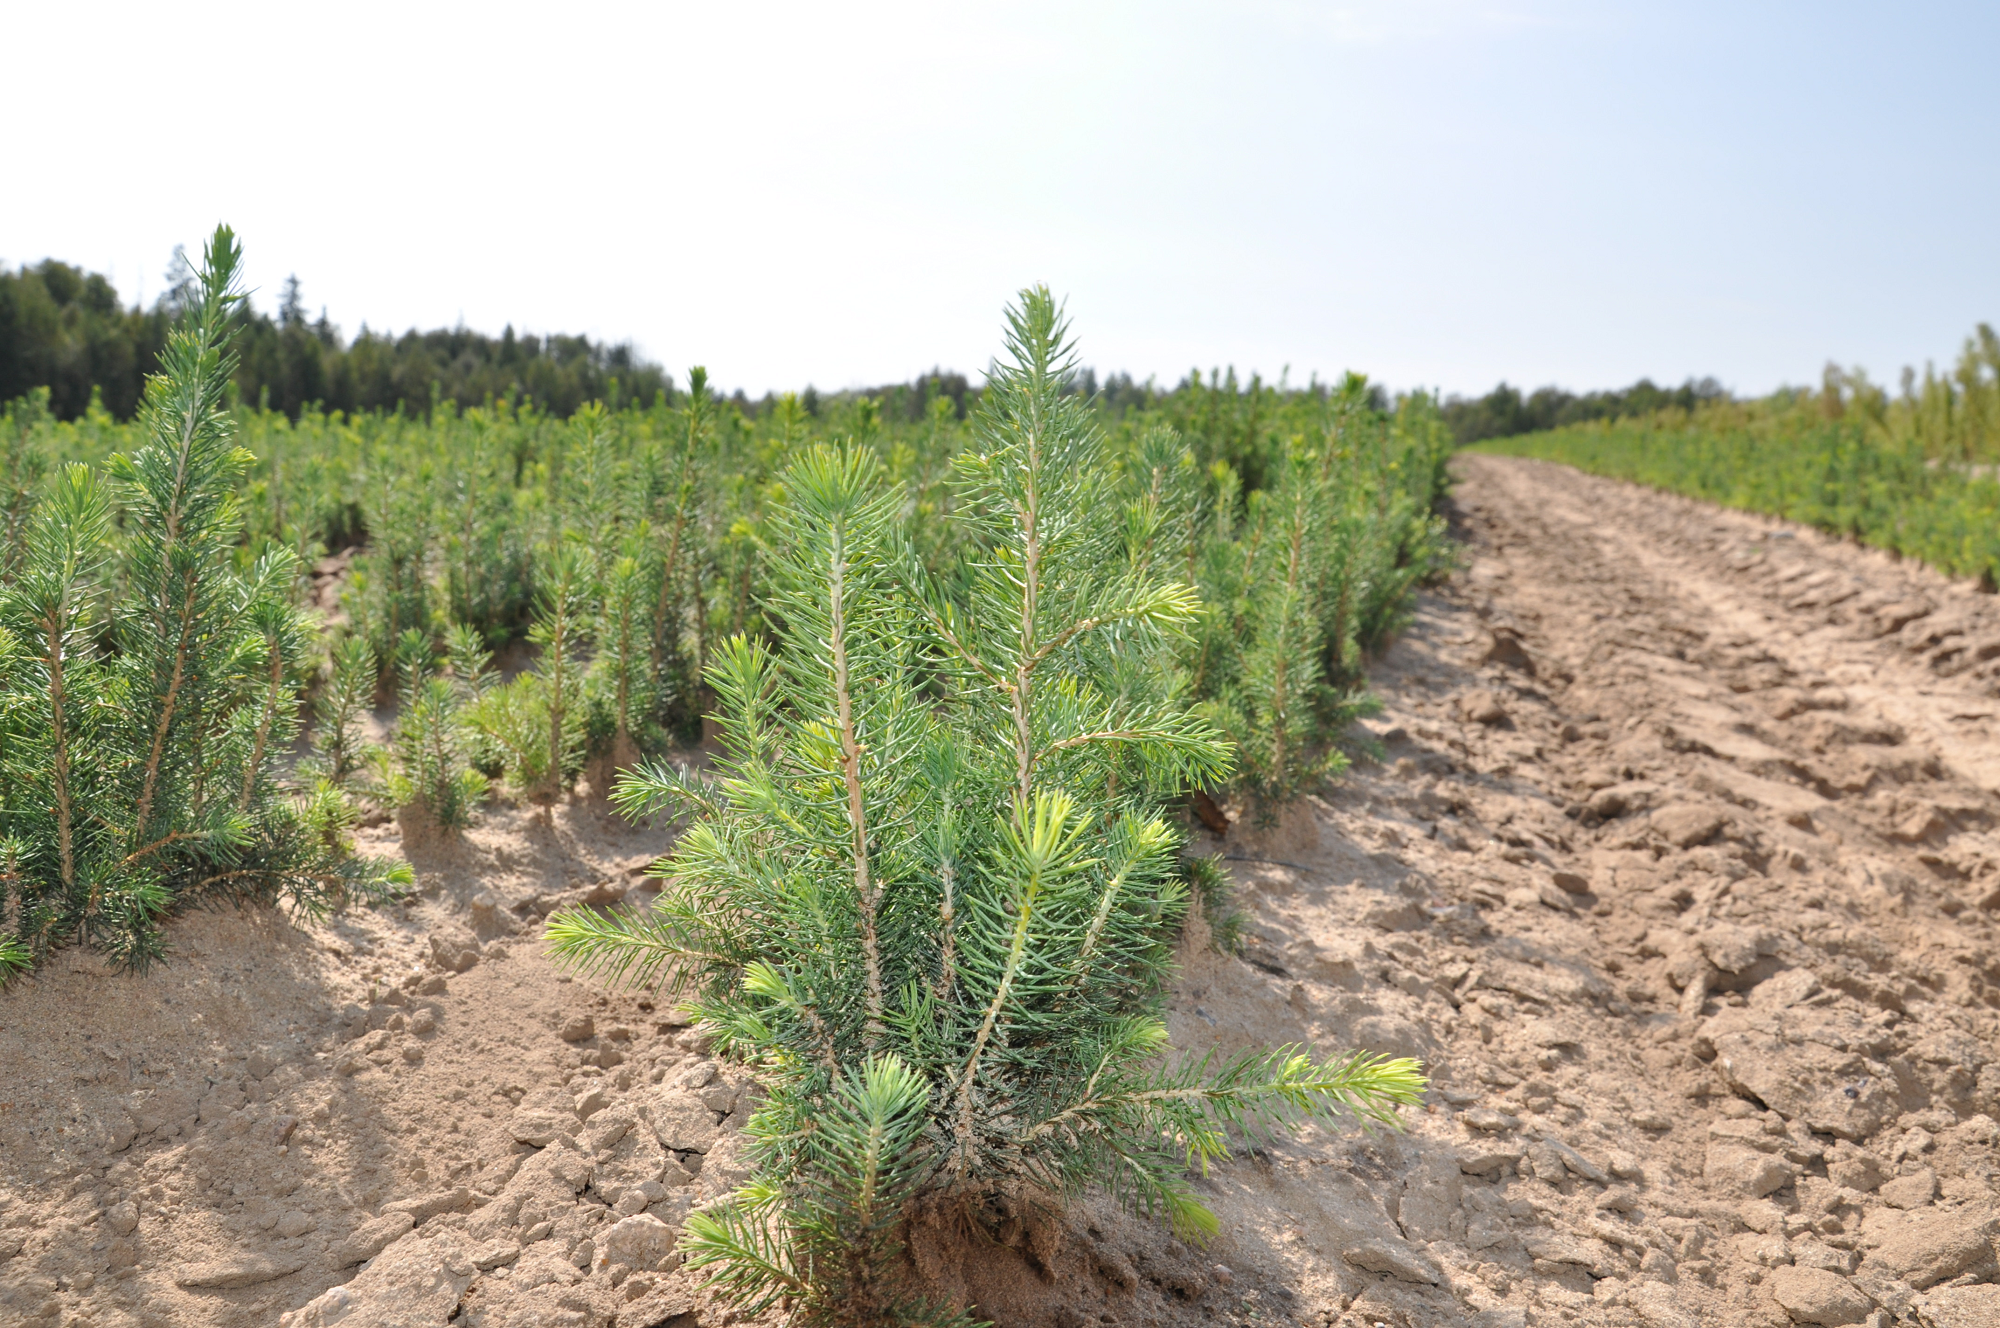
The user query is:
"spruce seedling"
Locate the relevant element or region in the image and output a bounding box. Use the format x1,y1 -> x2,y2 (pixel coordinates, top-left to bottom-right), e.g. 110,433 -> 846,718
547,291 -> 1426,1326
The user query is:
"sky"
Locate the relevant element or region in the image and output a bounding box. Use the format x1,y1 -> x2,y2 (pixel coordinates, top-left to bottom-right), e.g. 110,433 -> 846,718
6,1 -> 1998,399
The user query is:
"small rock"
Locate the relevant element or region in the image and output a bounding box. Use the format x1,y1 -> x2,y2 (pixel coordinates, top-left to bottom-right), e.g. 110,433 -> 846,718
1541,1136 -> 1610,1184
1860,1208 -> 2000,1289
1342,1237 -> 1440,1284
429,935 -> 479,973
1652,804 -> 1726,849
1594,1186 -> 1641,1213
279,1285 -> 353,1328
1914,1284 -> 2000,1327
332,1211 -> 415,1266
1551,870 -> 1591,895
574,1087 -> 611,1120
597,1213 -> 677,1272
586,1110 -> 636,1153
1588,786 -> 1631,818
381,1187 -> 471,1224
275,1210 -> 315,1239
472,1240 -> 521,1271
1462,1108 -> 1522,1133
1705,1143 -> 1795,1199
174,1254 -> 310,1288
545,1144 -> 594,1192
1696,923 -> 1774,974
510,1107 -> 579,1147
1480,628 -> 1536,674
649,1094 -> 720,1153
1879,1168 -> 1939,1209
1457,1144 -> 1523,1176
246,1050 -> 280,1080
416,975 -> 448,997
1460,691 -> 1508,725
1766,1265 -> 1874,1325
1827,1142 -> 1889,1193
699,1082 -> 740,1115
409,1009 -> 436,1035
320,1229 -> 477,1323
1891,806 -> 1949,843
1361,898 -> 1428,931
1211,1264 -> 1234,1286
106,1202 -> 139,1236
561,1015 -> 596,1043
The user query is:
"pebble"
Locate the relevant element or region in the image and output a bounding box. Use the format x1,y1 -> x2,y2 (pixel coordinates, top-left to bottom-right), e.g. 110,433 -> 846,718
472,1239 -> 521,1271
1879,1169 -> 1938,1210
561,1015 -> 596,1043
1462,1108 -> 1522,1133
1766,1265 -> 1874,1326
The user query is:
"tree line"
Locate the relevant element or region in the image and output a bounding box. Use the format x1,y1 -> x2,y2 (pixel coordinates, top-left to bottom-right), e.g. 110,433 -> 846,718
1441,374 -> 1730,444
0,256 -> 669,421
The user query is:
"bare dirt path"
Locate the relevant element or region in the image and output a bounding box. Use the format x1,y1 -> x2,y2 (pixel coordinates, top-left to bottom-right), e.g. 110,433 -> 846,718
9,453 -> 2000,1328
1166,453 -> 2000,1328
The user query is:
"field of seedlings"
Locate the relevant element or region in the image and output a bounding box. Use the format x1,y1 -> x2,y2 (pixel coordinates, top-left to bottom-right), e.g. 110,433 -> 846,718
1473,329 -> 2000,590
10,234 -> 2000,1328
0,232 -> 1464,1328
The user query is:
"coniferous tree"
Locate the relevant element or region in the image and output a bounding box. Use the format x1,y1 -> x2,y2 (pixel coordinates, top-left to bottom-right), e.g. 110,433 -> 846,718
546,290 -> 1425,1325
380,629 -> 487,835
528,538 -> 592,805
0,227 -> 408,974
1,389 -> 50,584
310,632 -> 378,787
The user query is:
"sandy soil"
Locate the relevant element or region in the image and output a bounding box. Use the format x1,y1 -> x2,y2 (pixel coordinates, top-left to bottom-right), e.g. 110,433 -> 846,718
8,452 -> 2000,1328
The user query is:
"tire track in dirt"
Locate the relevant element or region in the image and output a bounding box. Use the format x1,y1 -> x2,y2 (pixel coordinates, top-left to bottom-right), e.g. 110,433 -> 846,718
1179,453 -> 2000,1327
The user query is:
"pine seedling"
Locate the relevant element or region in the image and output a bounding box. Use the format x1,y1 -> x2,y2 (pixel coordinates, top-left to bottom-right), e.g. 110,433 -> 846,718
311,632 -> 378,787
1213,448 -> 1349,818
528,537 -> 593,804
546,291 -> 1427,1326
648,365 -> 712,728
0,228 -> 409,974
595,534 -> 651,766
383,629 -> 487,834
0,464 -> 120,962
1,389 -> 51,585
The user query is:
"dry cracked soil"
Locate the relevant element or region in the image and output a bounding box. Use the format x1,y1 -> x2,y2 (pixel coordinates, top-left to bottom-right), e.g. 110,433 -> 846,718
8,452 -> 2000,1328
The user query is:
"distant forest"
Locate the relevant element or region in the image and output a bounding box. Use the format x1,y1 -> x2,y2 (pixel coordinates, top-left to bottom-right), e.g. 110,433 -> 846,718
2,250 -> 1724,435
0,255 -> 669,420
1440,375 -> 1729,444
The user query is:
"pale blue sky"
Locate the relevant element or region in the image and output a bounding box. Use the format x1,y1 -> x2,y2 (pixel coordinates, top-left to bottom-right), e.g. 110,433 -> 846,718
7,2 -> 1996,398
